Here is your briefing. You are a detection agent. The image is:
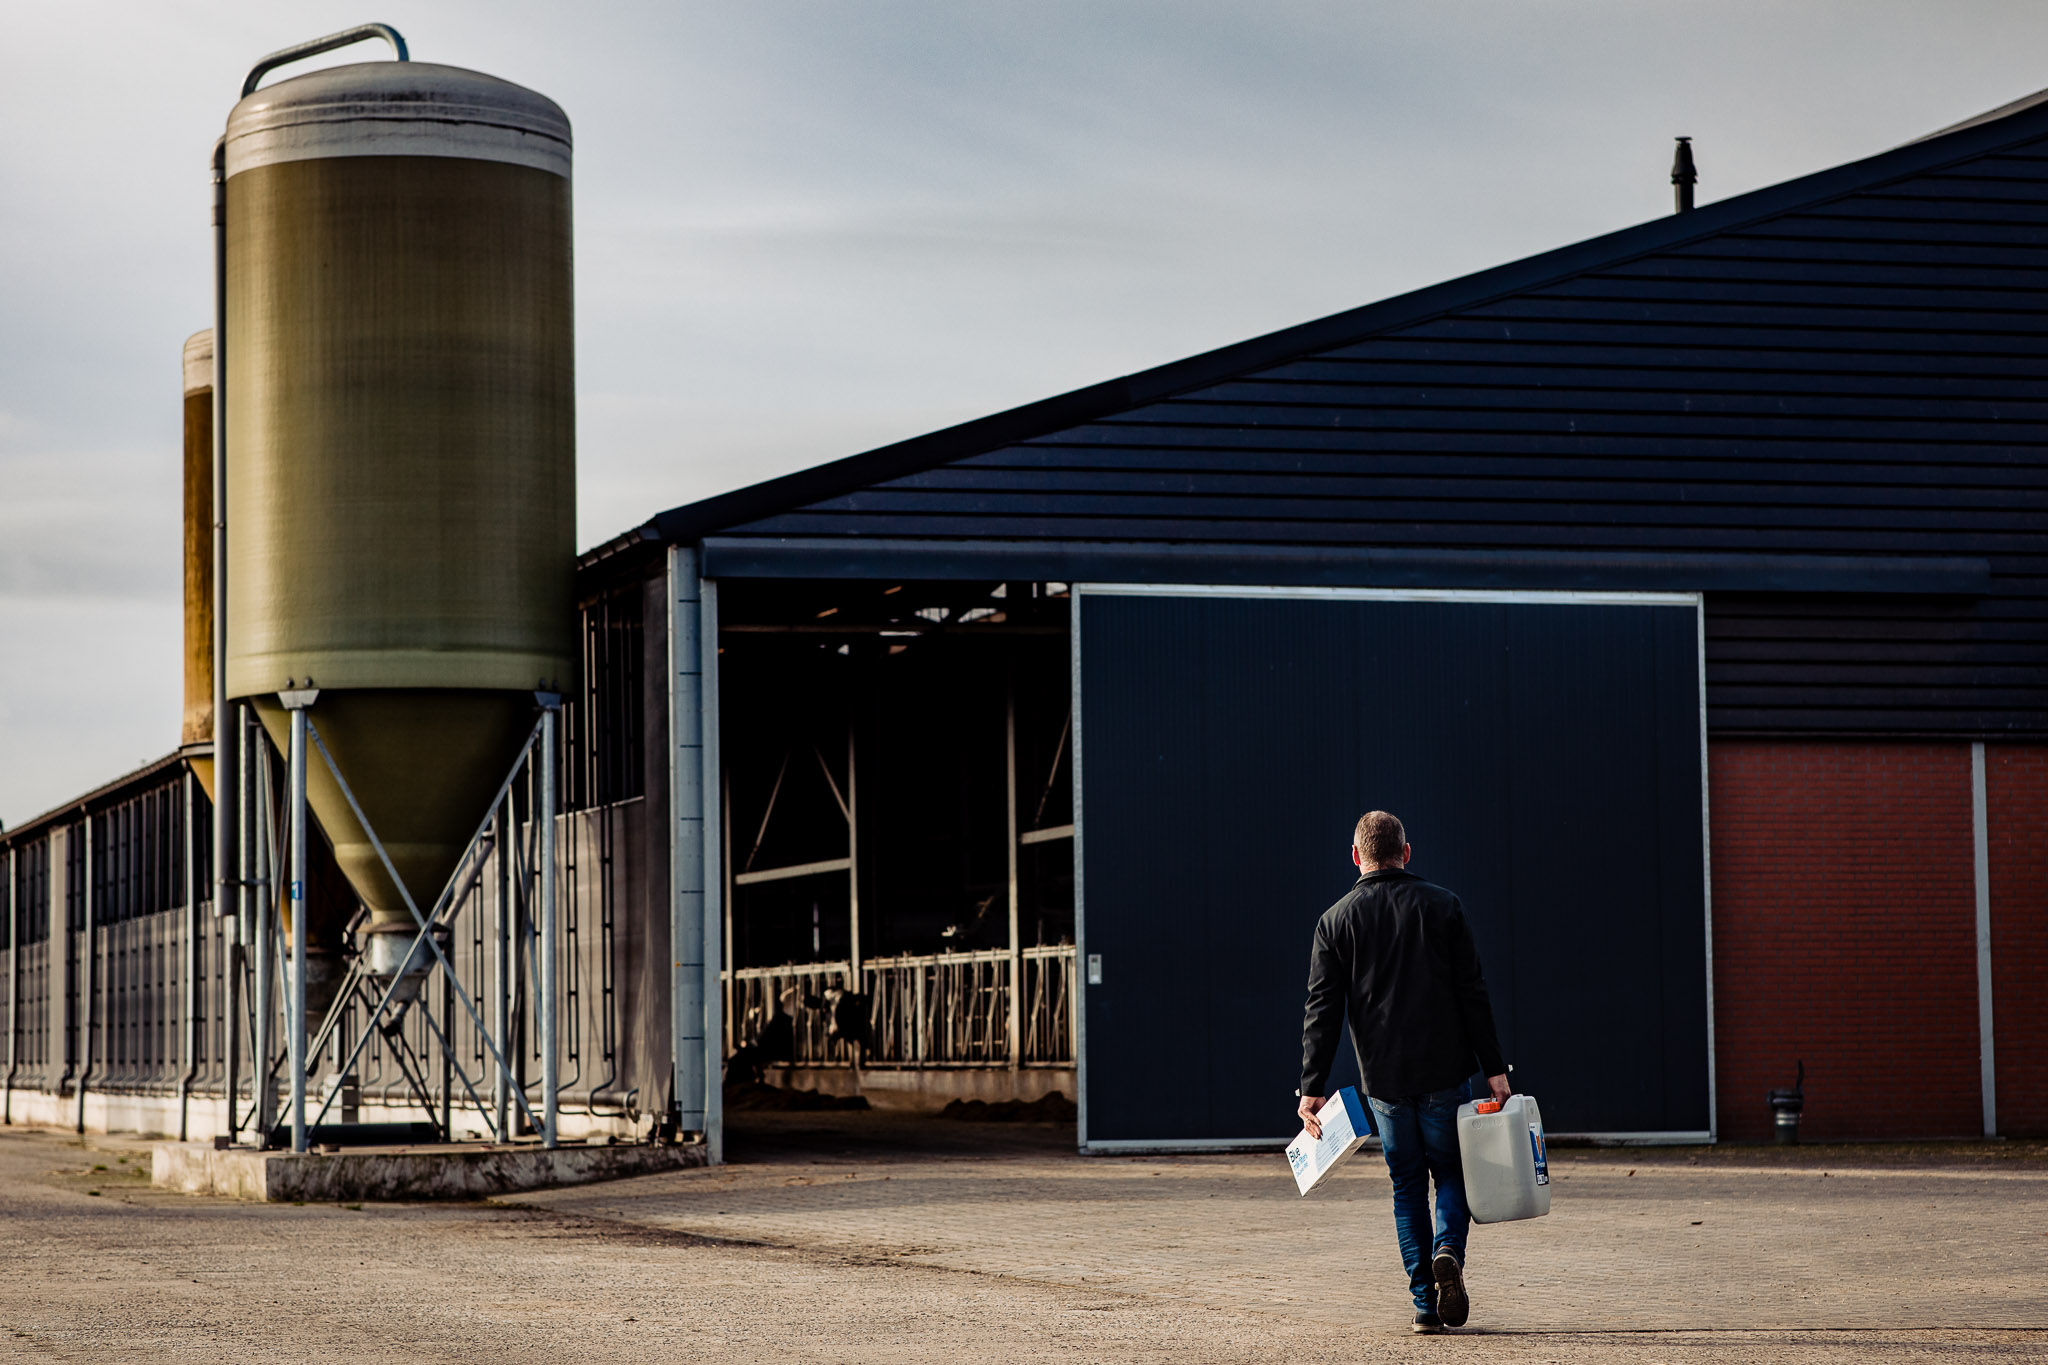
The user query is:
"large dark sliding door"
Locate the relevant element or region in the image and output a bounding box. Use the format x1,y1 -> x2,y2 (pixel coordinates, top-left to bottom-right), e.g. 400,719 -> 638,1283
1075,588 -> 1709,1149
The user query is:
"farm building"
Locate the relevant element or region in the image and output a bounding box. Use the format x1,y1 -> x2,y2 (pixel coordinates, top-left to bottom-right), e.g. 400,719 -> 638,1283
6,76 -> 2047,1153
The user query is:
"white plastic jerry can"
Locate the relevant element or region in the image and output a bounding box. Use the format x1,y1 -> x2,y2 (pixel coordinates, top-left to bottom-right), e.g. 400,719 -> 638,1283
1456,1093 -> 1550,1223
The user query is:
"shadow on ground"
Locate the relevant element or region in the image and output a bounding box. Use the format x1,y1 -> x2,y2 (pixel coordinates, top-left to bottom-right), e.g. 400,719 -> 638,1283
725,1106 -> 1080,1166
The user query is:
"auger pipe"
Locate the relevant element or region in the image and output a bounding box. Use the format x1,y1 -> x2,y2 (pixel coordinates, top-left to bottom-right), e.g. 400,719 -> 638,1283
243,23 -> 408,97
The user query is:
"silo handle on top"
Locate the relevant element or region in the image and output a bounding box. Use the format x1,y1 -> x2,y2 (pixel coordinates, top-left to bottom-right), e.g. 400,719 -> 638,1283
242,22 -> 409,97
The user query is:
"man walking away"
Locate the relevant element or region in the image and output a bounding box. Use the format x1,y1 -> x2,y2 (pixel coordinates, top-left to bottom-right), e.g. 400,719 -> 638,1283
1297,811 -> 1511,1334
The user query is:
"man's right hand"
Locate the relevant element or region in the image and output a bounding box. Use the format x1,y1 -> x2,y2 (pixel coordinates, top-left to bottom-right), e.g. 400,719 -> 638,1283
1487,1073 -> 1512,1104
1297,1094 -> 1326,1139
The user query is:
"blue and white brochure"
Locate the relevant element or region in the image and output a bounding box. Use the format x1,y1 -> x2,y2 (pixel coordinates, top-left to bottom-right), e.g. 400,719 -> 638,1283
1285,1086 -> 1372,1196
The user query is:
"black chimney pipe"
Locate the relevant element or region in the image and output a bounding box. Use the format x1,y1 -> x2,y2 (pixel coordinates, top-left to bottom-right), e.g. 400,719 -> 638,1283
1672,136 -> 1697,213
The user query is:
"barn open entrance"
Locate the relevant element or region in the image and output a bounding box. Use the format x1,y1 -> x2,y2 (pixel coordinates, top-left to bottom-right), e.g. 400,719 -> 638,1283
716,578 -> 1077,1141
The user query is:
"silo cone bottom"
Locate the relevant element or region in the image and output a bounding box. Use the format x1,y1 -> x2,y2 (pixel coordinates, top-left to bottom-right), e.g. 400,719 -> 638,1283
251,688 -> 537,953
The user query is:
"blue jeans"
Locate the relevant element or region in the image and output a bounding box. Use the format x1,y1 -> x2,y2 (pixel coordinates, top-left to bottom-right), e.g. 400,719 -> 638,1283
1368,1081 -> 1472,1312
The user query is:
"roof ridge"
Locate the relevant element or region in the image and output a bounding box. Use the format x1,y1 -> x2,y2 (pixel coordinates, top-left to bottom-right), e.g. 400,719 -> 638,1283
1906,84 -> 2048,145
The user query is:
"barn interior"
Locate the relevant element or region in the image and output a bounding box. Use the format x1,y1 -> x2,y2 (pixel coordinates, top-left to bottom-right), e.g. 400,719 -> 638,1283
716,578 -> 1078,1116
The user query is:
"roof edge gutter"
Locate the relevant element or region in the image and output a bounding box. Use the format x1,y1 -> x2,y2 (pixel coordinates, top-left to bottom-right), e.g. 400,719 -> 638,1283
698,537 -> 1991,597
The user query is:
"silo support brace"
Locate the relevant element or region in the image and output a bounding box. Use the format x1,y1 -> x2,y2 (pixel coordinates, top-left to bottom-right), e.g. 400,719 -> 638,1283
494,800 -> 512,1139
667,547 -> 722,1161
248,709 -> 276,1142
299,710 -> 546,1140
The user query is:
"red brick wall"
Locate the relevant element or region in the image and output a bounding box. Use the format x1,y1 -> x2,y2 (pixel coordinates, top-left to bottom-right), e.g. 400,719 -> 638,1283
1986,745 -> 2048,1138
1709,741 -> 1981,1141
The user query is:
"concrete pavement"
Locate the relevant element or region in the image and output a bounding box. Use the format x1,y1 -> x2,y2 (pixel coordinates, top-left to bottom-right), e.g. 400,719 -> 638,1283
0,1114 -> 2041,1362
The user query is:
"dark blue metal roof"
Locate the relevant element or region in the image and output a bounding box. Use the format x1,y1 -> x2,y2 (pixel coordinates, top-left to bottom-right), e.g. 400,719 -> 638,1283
592,92 -> 2048,737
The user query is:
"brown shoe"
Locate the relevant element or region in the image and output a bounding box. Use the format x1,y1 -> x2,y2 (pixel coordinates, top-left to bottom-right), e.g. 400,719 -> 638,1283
1432,1249 -> 1469,1328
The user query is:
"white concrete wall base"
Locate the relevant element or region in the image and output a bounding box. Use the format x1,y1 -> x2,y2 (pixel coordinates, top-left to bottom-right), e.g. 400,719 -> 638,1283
3,1090 -> 646,1145
152,1138 -> 706,1202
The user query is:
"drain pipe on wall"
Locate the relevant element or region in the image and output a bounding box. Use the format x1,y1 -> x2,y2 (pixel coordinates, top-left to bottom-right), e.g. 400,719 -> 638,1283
1972,741 -> 1998,1137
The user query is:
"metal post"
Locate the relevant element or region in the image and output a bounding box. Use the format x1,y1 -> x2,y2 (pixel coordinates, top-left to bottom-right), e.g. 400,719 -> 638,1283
721,772 -> 734,1070
847,727 -> 860,984
1005,685 -> 1022,1071
494,799 -> 510,1140
224,908 -> 241,1142
76,813 -> 93,1134
179,769 -> 198,1140
699,578 -> 723,1164
665,549 -> 707,1142
539,697 -> 560,1149
284,695 -> 311,1153
3,845 -> 14,1124
250,713 -> 274,1143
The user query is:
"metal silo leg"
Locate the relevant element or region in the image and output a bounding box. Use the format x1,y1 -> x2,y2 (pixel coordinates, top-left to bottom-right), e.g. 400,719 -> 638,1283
540,698 -> 559,1150
284,693 -> 312,1154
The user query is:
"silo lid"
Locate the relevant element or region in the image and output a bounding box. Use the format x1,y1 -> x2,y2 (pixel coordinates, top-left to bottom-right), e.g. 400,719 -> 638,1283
182,329 -> 213,396
225,61 -> 571,179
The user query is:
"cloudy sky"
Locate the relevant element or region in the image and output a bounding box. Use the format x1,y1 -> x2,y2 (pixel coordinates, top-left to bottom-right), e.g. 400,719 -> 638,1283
4,0 -> 2047,825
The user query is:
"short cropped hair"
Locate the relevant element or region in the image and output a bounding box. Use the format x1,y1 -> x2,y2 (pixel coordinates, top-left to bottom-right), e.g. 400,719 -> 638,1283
1354,811 -> 1406,865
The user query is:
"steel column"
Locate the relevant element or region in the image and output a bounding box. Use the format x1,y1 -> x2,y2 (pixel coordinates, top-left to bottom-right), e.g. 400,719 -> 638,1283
224,903 -> 241,1142
847,729 -> 860,985
720,772 -> 733,1069
699,577 -> 723,1163
3,845 -> 14,1124
179,768 -> 198,1139
539,697 -> 560,1149
666,547 -> 707,1142
1005,686 -> 1021,1071
285,697 -> 310,1152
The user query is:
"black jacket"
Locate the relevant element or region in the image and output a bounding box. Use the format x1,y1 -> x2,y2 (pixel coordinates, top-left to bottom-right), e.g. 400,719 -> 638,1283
1300,867 -> 1508,1100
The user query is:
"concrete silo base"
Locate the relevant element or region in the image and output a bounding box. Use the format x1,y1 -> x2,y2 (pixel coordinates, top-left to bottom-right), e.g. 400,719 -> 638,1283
153,1138 -> 707,1202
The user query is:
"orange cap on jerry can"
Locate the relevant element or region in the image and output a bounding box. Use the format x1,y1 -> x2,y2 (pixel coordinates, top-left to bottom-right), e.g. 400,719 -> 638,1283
1474,1100 -> 1502,1114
